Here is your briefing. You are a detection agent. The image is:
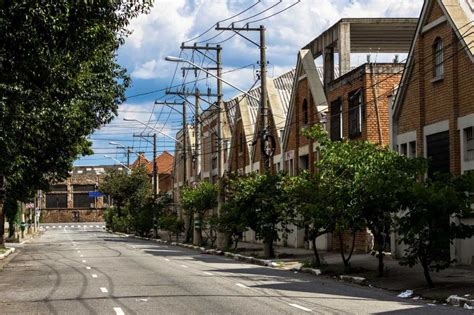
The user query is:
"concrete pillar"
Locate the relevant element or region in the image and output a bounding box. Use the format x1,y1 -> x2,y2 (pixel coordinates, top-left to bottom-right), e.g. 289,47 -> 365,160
323,46 -> 334,90
338,22 -> 351,76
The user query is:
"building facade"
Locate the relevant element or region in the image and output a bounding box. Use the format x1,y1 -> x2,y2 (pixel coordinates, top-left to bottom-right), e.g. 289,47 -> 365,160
391,0 -> 474,264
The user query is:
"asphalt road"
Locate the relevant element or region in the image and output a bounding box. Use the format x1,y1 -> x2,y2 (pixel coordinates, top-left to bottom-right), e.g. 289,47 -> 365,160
0,224 -> 468,314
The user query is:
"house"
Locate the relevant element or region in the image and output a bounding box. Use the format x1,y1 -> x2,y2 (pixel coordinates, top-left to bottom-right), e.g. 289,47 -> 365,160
391,0 -> 474,264
130,151 -> 175,193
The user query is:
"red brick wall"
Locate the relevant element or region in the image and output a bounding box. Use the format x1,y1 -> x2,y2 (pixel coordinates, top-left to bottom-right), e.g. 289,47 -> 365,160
229,117 -> 250,174
395,1 -> 474,175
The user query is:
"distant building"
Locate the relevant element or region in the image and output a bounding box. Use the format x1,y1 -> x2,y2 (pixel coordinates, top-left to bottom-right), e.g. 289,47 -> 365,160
40,165 -> 122,223
130,151 -> 175,194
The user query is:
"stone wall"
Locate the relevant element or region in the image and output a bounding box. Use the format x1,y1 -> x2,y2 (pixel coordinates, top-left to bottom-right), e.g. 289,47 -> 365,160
41,209 -> 104,223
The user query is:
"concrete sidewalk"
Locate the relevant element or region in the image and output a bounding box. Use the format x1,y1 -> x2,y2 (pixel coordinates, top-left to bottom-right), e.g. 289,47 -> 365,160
234,241 -> 474,302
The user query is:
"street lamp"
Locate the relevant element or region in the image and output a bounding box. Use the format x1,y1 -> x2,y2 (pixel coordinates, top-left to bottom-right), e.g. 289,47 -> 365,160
123,118 -> 183,145
103,155 -> 131,173
165,56 -> 260,102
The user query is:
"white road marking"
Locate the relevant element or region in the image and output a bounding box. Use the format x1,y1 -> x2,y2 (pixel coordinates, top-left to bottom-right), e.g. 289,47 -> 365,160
58,226 -> 62,228
289,303 -> 312,312
180,265 -> 189,268
236,283 -> 248,288
46,226 -> 50,229
203,272 -> 213,276
82,260 -> 86,263
89,225 -> 93,228
164,258 -> 170,261
80,255 -> 84,257
100,287 -> 108,293
86,266 -> 91,270
77,251 -> 81,253
91,274 -> 98,278
52,226 -> 56,229
96,225 -> 99,228
113,307 -> 124,315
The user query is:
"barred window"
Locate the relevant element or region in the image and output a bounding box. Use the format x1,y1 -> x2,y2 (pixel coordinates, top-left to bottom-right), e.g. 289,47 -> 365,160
239,133 -> 244,153
433,38 -> 444,78
348,89 -> 364,138
330,98 -> 342,141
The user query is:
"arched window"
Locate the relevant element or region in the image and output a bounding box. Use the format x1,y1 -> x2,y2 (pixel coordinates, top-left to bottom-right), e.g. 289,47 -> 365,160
433,38 -> 444,78
302,99 -> 309,125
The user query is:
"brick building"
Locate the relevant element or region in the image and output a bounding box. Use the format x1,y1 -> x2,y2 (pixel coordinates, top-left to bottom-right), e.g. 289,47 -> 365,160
40,165 -> 122,223
391,0 -> 474,264
281,18 -> 417,251
131,151 -> 175,193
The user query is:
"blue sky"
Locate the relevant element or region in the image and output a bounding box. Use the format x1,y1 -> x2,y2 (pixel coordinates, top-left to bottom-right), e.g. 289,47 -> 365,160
75,0 -> 424,167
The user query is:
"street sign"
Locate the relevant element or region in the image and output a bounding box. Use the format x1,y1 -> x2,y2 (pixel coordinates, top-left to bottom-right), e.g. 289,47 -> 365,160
88,191 -> 104,197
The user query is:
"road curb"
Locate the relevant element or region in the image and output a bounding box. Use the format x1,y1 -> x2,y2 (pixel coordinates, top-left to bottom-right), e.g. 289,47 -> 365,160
446,295 -> 474,308
0,247 -> 16,260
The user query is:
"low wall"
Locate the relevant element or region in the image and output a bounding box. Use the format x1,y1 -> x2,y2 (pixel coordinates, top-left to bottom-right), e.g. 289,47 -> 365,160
40,209 -> 105,223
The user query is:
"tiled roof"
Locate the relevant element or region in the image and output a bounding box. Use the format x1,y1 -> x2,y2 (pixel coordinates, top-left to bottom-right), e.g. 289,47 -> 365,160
130,154 -> 150,169
145,151 -> 174,175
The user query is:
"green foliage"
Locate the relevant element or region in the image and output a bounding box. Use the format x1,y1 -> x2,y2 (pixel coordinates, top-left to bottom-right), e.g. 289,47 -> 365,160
4,196 -> 20,238
396,173 -> 474,287
282,171 -> 332,267
100,167 -> 153,236
181,182 -> 218,217
225,172 -> 291,258
0,1 -> 151,201
218,201 -> 248,251
159,215 -> 185,242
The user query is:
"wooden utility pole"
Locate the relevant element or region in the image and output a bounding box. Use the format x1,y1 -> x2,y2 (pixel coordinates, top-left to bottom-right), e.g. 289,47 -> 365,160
182,101 -> 187,185
215,24 -> 273,172
153,133 -> 158,197
194,88 -> 201,181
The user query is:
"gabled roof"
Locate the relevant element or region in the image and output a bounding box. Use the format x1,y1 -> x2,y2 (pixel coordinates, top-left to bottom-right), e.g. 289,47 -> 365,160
282,49 -> 330,152
393,0 -> 474,119
146,151 -> 174,175
130,153 -> 150,169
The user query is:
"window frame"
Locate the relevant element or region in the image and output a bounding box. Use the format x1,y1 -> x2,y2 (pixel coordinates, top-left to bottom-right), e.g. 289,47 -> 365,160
348,89 -> 364,138
433,37 -> 444,80
330,98 -> 343,141
302,99 -> 309,125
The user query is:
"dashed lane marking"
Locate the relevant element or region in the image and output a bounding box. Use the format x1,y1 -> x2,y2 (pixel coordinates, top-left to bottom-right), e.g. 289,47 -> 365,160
100,287 -> 108,293
80,255 -> 84,257
113,307 -> 124,315
203,272 -> 213,276
86,266 -> 91,270
91,274 -> 98,278
164,258 -> 170,261
236,283 -> 248,288
180,265 -> 189,268
289,303 -> 312,312
82,260 -> 86,263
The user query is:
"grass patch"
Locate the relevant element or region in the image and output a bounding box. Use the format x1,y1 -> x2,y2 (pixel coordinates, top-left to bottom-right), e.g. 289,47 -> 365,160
0,247 -> 8,254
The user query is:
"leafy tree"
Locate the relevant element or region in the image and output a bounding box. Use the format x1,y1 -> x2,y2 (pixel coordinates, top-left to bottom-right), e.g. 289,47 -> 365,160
180,182 -> 218,246
396,173 -> 474,287
226,173 -> 291,258
282,171 -> 333,267
159,215 -> 185,242
100,167 -> 153,235
0,1 -> 151,246
218,202 -> 247,251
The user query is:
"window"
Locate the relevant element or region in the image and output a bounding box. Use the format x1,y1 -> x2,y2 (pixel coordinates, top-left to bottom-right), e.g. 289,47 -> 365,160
330,98 -> 342,141
46,194 -> 68,209
409,141 -> 417,157
73,185 -> 95,192
348,89 -> 364,138
50,184 -> 67,192
426,131 -> 450,178
400,143 -> 408,156
433,38 -> 444,78
465,127 -> 474,161
73,193 -> 94,208
288,159 -> 294,176
299,155 -> 309,171
302,99 -> 309,125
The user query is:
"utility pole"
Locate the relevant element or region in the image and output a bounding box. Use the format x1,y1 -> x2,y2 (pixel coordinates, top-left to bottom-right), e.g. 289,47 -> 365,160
182,101 -> 187,186
126,147 -> 131,168
194,88 -> 201,181
132,133 -> 158,196
216,23 -> 272,172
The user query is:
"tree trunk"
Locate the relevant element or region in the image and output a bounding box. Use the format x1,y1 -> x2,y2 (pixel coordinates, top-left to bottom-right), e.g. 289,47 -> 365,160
311,237 -> 322,267
8,221 -> 14,238
0,175 -> 5,247
193,214 -> 202,246
338,232 -> 348,267
421,258 -> 434,288
263,233 -> 274,258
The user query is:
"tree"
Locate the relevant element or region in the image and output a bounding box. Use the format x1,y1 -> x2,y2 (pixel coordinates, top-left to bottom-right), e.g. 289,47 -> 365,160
226,173 -> 291,258
396,173 -> 474,287
100,167 -> 153,235
282,171 -> 333,267
180,182 -> 218,246
3,196 -> 19,240
218,202 -> 247,251
0,1 -> 151,246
